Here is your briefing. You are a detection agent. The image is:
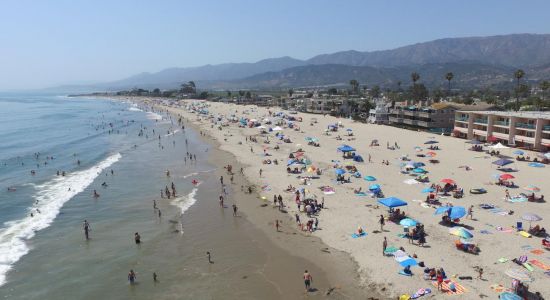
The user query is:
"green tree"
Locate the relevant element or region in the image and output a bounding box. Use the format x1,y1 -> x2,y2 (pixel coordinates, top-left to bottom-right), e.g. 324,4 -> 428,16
411,72 -> 420,86
408,83 -> 429,102
152,88 -> 161,96
288,88 -> 294,98
226,90 -> 232,98
370,85 -> 381,98
445,72 -> 454,97
245,91 -> 252,99
362,85 -> 368,96
328,88 -> 338,95
514,69 -> 525,111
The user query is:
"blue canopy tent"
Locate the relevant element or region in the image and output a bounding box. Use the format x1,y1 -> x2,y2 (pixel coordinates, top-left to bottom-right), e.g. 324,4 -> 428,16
378,197 -> 408,208
434,206 -> 466,219
334,168 -> 346,175
493,158 -> 513,167
337,145 -> 356,152
424,140 -> 439,145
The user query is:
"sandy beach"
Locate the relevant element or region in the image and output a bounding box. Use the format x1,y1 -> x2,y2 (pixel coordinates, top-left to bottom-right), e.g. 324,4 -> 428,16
125,97 -> 548,299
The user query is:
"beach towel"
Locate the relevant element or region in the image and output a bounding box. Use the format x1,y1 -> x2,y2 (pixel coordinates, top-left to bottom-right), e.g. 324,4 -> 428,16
410,288 -> 431,299
490,284 -> 510,293
384,246 -> 399,255
523,263 -> 534,271
496,227 -> 513,233
530,249 -> 544,255
521,245 -> 534,251
529,259 -> 550,271
432,280 -> 466,295
498,257 -> 509,263
518,231 -> 532,238
355,192 -> 367,196
496,211 -> 509,216
545,271 -> 550,277
351,232 -> 367,238
480,204 -> 495,209
404,179 -> 419,185
508,197 -> 527,203
323,190 -> 335,195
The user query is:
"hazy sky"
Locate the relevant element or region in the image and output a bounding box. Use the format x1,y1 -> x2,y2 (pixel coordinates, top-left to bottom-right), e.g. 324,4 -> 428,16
1,0 -> 550,90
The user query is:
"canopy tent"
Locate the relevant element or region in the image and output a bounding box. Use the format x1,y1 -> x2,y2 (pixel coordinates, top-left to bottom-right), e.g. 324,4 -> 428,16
435,206 -> 467,219
424,140 -> 439,144
378,197 -> 408,208
337,145 -> 356,152
489,142 -> 510,149
493,158 -> 514,167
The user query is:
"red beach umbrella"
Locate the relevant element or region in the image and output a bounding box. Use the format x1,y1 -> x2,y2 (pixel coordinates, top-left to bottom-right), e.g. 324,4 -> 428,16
500,174 -> 515,180
440,178 -> 456,184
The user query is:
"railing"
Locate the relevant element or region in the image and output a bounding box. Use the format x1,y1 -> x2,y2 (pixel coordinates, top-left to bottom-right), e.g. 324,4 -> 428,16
456,117 -> 469,122
474,118 -> 488,124
515,122 -> 536,130
494,121 -> 510,127
543,125 -> 550,131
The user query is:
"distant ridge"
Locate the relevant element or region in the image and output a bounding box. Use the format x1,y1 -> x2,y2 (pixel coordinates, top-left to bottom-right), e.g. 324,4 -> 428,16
52,33 -> 550,91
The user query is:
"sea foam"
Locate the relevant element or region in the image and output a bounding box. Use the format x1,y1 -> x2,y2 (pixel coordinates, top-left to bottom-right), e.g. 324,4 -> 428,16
0,153 -> 121,286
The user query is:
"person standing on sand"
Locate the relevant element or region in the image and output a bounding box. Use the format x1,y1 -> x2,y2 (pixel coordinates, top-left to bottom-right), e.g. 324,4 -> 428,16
220,176 -> 224,186
379,215 -> 385,231
382,237 -> 387,256
206,251 -> 212,263
467,205 -> 474,219
232,204 -> 237,216
219,194 -> 224,207
275,220 -> 280,232
303,270 -> 312,292
83,220 -> 90,240
436,270 -> 443,291
259,168 -> 263,177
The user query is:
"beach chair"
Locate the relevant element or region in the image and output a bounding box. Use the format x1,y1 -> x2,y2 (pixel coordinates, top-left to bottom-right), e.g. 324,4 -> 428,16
516,222 -> 523,232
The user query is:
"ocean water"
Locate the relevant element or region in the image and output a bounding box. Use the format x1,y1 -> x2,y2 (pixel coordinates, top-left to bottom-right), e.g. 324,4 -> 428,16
0,94 -> 331,300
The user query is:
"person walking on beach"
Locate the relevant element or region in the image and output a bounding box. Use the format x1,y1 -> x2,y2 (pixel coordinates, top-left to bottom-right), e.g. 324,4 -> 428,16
206,251 -> 213,263
467,205 -> 474,219
436,270 -> 443,291
220,176 -> 224,186
128,270 -> 136,284
83,220 -> 90,240
219,194 -> 224,207
505,189 -> 510,201
158,209 -> 162,218
232,204 -> 237,216
303,270 -> 313,293
275,220 -> 280,232
379,215 -> 385,231
153,199 -> 157,209
382,237 -> 387,256
259,168 -> 263,177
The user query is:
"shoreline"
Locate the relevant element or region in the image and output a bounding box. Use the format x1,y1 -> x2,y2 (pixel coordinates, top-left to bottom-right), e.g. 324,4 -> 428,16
118,96 -> 381,299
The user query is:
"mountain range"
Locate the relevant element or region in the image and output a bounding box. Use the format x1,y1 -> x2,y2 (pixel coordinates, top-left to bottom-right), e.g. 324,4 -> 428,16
61,33 -> 550,92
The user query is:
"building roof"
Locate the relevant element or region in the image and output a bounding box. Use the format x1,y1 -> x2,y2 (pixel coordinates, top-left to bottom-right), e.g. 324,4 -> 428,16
457,110 -> 550,120
430,103 -> 461,110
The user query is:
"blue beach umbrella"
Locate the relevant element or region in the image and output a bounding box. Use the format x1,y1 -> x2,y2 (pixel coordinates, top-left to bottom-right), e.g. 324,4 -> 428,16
363,176 -> 376,181
399,258 -> 418,267
413,162 -> 425,168
413,168 -> 427,174
378,197 -> 408,208
337,145 -> 356,152
399,218 -> 418,227
513,150 -> 524,155
434,206 -> 466,219
499,292 -> 522,300
346,128 -> 353,132
334,168 -> 346,175
369,184 -> 381,190
424,140 -> 439,144
421,187 -> 435,193
528,162 -> 545,168
493,158 -> 513,166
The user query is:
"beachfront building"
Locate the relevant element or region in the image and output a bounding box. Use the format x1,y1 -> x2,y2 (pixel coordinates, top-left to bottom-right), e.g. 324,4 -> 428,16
368,99 -> 391,124
453,111 -> 550,151
388,103 -> 460,133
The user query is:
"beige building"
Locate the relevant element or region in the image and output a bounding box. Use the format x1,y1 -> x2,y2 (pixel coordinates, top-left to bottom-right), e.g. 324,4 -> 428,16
388,103 -> 461,133
453,111 -> 550,151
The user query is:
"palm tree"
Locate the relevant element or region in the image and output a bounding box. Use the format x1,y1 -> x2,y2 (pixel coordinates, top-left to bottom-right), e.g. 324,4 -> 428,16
362,85 -> 368,96
349,79 -> 359,94
445,72 -> 454,97
514,69 -> 525,111
411,72 -> 420,86
540,80 -> 550,103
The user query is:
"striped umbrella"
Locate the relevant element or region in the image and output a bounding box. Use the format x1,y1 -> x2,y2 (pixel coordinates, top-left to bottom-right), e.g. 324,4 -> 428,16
524,185 -> 540,192
500,174 -> 515,180
449,226 -> 473,239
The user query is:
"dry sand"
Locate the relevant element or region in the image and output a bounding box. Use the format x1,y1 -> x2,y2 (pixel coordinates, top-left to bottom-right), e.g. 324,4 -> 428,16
128,98 -> 549,299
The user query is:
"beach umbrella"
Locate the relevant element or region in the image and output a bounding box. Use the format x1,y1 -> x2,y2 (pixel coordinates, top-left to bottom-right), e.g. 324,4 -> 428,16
378,197 -> 408,208
399,258 -> 418,267
346,128 -> 353,132
499,174 -> 515,180
528,162 -> 545,168
363,176 -> 376,181
524,185 -> 540,192
468,140 -> 483,145
440,178 -> 456,184
424,140 -> 439,144
513,150 -> 524,155
413,162 -> 425,168
493,158 -> 513,166
272,126 -> 283,131
449,227 -> 473,239
412,168 -> 427,174
337,145 -> 356,152
521,213 -> 542,226
426,151 -> 437,157
505,268 -> 534,282
421,187 -> 435,193
334,168 -> 346,175
499,292 -> 522,300
369,184 -> 381,191
434,206 -> 466,219
399,218 -> 417,227
490,142 -> 510,149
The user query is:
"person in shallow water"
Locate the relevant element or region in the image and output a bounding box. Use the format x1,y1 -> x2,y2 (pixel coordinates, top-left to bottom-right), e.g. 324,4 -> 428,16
134,232 -> 141,244
83,220 -> 90,240
128,270 -> 136,284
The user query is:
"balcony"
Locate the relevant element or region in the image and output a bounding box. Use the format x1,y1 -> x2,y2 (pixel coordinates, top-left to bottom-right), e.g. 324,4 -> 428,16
543,125 -> 550,132
515,122 -> 536,130
453,126 -> 468,133
492,131 -> 509,140
456,117 -> 469,122
514,135 -> 535,144
493,121 -> 510,127
473,129 -> 488,137
474,118 -> 488,124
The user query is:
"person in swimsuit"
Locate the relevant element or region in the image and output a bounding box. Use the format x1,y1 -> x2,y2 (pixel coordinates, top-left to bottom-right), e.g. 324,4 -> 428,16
128,270 -> 136,284
83,220 -> 90,240
134,232 -> 141,244
303,270 -> 312,292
